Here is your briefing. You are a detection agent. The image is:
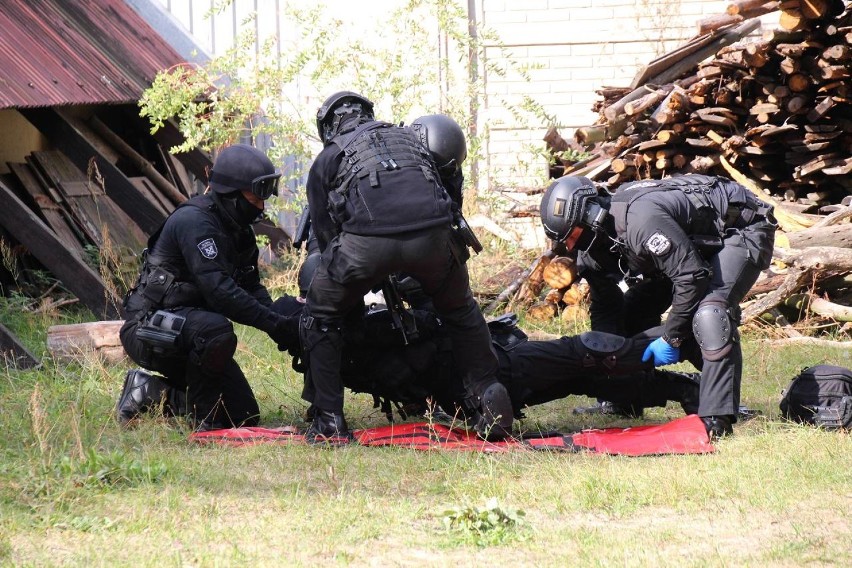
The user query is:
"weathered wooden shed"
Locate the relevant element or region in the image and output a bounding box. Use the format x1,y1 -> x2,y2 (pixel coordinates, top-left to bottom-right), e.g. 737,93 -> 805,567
0,0 -> 216,365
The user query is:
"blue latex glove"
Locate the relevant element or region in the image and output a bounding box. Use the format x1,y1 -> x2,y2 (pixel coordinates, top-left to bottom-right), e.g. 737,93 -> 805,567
642,337 -> 680,366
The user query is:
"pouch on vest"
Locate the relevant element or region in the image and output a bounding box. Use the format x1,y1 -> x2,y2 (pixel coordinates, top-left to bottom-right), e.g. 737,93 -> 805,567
779,365 -> 852,429
141,266 -> 175,305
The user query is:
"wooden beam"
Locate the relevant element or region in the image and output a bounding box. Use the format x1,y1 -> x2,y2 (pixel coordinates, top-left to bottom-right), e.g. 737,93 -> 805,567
19,108 -> 166,234
0,178 -> 122,319
0,321 -> 39,369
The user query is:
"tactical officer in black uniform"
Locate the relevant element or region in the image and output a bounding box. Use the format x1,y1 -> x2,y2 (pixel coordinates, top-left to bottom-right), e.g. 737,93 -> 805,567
540,175 -> 776,438
301,91 -> 511,444
117,144 -> 297,430
571,202 -> 674,418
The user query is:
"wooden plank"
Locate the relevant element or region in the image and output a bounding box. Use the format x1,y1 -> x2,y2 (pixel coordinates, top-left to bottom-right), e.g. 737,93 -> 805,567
19,108 -> 166,234
0,178 -> 122,319
6,162 -> 86,258
29,151 -> 147,253
128,177 -> 171,217
0,321 -> 39,369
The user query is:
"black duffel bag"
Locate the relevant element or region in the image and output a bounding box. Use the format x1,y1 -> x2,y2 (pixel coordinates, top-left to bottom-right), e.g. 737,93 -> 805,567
780,365 -> 852,429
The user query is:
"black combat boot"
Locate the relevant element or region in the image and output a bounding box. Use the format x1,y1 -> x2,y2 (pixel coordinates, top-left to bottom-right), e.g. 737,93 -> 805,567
652,369 -> 701,415
116,369 -> 174,425
702,415 -> 734,440
474,383 -> 514,442
304,410 -> 351,446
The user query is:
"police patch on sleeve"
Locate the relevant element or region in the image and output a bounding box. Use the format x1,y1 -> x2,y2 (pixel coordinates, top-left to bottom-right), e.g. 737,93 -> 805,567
644,232 -> 671,256
197,238 -> 218,259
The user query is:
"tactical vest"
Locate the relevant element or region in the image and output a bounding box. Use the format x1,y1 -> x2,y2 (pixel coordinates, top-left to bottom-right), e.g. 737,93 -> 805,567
124,196 -> 231,316
326,121 -> 453,236
610,175 -> 723,239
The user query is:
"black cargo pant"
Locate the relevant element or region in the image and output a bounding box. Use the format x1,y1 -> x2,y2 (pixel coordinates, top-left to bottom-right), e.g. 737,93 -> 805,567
120,307 -> 259,428
302,226 -> 498,415
495,330 -> 696,413
690,218 -> 776,420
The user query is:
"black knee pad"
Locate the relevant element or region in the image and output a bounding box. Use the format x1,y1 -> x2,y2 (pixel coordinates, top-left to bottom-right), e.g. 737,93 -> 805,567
692,295 -> 735,362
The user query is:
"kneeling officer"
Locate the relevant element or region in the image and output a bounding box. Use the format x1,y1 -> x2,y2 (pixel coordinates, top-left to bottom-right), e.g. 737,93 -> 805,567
117,144 -> 297,430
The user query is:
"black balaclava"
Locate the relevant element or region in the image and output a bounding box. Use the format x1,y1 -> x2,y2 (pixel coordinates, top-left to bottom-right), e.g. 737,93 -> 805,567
215,191 -> 264,227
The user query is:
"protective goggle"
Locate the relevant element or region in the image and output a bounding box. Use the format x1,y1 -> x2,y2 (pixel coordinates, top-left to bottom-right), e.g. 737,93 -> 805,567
251,173 -> 281,200
562,202 -> 607,252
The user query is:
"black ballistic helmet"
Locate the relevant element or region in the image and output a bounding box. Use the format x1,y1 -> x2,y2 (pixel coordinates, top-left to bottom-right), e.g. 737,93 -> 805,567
411,114 -> 467,174
316,91 -> 375,144
540,176 -> 607,251
209,144 -> 281,199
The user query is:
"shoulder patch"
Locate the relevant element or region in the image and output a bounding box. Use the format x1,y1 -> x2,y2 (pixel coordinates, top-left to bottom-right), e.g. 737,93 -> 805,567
644,232 -> 671,256
197,238 -> 218,259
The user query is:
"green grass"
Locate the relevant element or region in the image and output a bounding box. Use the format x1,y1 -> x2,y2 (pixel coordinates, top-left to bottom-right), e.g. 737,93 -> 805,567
1,300 -> 851,567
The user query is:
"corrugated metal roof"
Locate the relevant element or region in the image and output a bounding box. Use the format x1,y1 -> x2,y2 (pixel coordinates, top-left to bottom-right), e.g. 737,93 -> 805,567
0,0 -> 186,109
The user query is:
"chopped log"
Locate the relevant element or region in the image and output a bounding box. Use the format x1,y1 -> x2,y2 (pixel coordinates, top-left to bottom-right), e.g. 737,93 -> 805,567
727,0 -> 776,15
778,222 -> 852,248
485,251 -> 554,314
698,14 -> 743,36
809,295 -> 852,321
527,301 -> 559,322
560,304 -> 587,324
544,287 -> 567,305
47,320 -> 126,364
562,282 -> 590,306
542,256 -> 578,289
603,86 -> 657,122
625,87 -> 673,116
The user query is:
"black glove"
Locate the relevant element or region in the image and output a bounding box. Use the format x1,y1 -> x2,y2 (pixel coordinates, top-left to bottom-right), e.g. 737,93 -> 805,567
267,315 -> 299,351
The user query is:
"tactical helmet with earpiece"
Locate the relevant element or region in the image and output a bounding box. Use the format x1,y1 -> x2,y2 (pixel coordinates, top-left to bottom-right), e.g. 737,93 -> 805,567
539,176 -> 609,252
316,91 -> 375,144
410,114 -> 467,176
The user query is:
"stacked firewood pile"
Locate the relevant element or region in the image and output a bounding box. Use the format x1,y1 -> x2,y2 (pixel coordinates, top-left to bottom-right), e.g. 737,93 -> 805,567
496,1 -> 852,340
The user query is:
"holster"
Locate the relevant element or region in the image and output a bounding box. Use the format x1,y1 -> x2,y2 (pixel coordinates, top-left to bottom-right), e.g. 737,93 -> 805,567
136,310 -> 186,355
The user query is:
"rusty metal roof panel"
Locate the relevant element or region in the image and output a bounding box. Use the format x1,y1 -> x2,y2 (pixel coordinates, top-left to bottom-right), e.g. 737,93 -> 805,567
0,0 -> 186,109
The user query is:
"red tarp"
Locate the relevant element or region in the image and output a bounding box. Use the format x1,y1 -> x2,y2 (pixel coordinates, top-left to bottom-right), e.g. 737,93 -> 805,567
189,415 -> 714,456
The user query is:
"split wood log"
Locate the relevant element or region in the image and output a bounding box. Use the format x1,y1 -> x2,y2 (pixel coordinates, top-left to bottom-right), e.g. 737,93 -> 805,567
542,256 -> 578,289
810,205 -> 852,229
484,251 -> 554,314
562,282 -> 590,305
527,300 -> 559,322
544,287 -> 568,305
47,320 -> 126,364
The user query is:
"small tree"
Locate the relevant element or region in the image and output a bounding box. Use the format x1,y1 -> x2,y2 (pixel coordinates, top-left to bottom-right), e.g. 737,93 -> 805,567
139,0 -> 554,213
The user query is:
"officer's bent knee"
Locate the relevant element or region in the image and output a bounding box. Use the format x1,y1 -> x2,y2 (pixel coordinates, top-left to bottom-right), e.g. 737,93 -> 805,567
692,296 -> 734,362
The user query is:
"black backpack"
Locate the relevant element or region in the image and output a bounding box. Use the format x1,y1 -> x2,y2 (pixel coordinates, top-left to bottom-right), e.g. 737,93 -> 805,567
779,365 -> 852,429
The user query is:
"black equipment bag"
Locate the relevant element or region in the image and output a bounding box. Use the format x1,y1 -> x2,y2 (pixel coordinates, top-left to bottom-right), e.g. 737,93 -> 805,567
779,365 -> 852,429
